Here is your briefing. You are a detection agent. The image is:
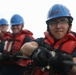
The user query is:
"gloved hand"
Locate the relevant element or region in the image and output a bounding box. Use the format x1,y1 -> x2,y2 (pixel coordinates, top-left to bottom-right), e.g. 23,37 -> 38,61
30,47 -> 53,67
1,53 -> 10,61
12,51 -> 23,61
50,51 -> 73,74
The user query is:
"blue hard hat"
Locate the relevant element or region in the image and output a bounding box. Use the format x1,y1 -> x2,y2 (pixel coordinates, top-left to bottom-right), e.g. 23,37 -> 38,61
46,4 -> 73,24
0,18 -> 8,25
10,14 -> 24,26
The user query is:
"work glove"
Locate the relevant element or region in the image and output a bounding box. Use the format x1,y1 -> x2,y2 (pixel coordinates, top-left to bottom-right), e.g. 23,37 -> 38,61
30,47 -> 53,67
0,53 -> 10,61
12,51 -> 23,61
50,51 -> 73,74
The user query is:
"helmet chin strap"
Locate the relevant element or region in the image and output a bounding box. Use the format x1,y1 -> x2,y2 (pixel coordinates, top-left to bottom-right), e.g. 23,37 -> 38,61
47,24 -> 71,41
12,25 -> 23,35
67,24 -> 72,33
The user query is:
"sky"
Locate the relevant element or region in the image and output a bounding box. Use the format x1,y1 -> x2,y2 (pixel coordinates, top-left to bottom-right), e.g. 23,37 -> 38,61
0,0 -> 76,38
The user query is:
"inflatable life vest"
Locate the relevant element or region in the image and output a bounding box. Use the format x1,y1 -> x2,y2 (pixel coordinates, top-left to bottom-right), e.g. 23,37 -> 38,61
44,31 -> 76,54
26,31 -> 76,75
4,30 -> 34,53
0,31 -> 11,41
2,30 -> 34,66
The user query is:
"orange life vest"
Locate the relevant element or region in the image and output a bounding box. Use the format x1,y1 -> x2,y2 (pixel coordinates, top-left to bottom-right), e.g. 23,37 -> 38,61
4,30 -> 34,53
2,30 -> 34,66
28,31 -> 76,75
44,31 -> 76,54
0,32 -> 11,41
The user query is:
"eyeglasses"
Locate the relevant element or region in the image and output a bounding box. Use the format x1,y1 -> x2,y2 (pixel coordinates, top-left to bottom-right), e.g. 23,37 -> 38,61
49,19 -> 69,26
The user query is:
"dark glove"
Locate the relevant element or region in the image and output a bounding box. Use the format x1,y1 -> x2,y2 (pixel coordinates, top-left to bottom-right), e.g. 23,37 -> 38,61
30,47 -> 53,67
1,53 -> 10,61
50,51 -> 73,74
12,51 -> 23,61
